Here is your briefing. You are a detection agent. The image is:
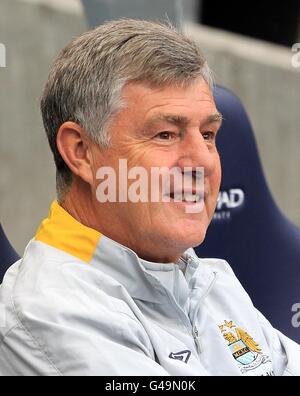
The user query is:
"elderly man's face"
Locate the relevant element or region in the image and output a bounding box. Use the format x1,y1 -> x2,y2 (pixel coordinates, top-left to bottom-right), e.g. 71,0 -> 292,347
91,78 -> 222,262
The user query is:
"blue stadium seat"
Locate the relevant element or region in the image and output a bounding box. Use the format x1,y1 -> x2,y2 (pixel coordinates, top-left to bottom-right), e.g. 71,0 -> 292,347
0,224 -> 19,282
195,86 -> 300,343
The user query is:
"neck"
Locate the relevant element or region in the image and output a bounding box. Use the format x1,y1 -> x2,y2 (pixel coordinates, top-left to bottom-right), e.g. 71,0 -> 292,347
61,185 -> 183,264
61,184 -> 99,232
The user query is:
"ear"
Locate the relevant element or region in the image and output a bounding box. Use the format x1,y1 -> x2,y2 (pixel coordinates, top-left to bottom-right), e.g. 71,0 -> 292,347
56,122 -> 94,186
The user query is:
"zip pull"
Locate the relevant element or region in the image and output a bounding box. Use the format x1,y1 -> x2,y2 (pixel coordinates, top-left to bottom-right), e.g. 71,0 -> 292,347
193,326 -> 203,354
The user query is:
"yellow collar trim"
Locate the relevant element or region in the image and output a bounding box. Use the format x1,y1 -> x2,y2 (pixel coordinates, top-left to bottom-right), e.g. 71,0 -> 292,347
35,201 -> 102,263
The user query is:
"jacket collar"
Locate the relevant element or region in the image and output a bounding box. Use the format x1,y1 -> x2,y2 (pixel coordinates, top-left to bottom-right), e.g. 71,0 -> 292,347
35,201 -> 213,305
92,234 -> 202,304
35,201 -> 102,263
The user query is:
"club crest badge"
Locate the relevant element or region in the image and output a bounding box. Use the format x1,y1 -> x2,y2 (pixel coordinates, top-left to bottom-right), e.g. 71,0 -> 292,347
219,320 -> 271,374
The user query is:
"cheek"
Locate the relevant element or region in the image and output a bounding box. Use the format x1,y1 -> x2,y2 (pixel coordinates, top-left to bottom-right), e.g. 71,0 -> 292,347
212,155 -> 222,190
213,169 -> 222,192
206,159 -> 221,209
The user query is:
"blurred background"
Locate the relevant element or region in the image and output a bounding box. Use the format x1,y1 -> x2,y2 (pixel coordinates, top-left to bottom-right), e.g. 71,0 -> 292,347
0,0 -> 300,254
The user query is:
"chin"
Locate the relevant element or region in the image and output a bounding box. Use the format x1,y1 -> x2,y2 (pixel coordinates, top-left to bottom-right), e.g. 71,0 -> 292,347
167,220 -> 208,252
188,227 -> 207,248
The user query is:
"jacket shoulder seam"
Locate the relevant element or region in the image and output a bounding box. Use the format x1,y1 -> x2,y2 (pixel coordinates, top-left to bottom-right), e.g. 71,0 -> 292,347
11,296 -> 63,376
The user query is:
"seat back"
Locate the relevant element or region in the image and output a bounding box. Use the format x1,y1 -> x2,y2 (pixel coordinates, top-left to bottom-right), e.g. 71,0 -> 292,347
0,225 -> 19,282
195,86 -> 300,343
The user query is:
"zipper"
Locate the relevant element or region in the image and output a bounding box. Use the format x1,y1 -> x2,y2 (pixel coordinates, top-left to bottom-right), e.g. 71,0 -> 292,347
193,326 -> 203,354
144,254 -> 217,359
191,270 -> 218,324
190,262 -> 218,356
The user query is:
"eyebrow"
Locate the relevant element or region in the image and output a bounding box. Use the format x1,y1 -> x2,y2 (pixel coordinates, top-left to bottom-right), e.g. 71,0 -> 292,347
146,112 -> 223,129
205,112 -> 223,125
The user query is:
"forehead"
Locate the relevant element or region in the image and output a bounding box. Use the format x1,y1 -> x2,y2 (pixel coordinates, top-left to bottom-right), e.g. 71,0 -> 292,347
121,78 -> 217,122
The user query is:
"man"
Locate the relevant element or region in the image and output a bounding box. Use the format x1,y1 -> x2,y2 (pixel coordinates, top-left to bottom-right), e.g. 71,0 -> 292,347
0,19 -> 299,376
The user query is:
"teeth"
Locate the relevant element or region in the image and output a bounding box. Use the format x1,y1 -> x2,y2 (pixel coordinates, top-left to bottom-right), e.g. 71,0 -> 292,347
184,193 -> 202,203
166,192 -> 204,203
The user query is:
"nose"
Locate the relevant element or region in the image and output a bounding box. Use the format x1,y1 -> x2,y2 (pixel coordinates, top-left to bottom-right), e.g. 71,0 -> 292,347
177,131 -> 218,177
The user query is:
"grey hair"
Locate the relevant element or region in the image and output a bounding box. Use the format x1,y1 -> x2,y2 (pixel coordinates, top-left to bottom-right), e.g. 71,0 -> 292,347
41,18 -> 214,201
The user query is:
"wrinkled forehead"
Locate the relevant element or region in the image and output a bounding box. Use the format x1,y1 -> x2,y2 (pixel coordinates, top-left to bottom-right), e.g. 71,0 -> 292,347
117,78 -> 219,126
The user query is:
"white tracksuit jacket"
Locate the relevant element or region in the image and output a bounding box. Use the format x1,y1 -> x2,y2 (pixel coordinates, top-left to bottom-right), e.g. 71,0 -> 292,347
0,202 -> 299,376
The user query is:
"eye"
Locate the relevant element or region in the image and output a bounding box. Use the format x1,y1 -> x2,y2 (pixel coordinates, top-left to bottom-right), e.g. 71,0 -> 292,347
156,132 -> 177,141
202,131 -> 216,141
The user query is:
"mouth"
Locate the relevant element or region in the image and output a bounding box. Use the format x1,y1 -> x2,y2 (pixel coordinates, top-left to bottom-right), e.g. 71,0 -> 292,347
165,190 -> 205,204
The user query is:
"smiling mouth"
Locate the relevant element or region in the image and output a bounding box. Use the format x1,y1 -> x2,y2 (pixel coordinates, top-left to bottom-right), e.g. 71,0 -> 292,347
166,191 -> 205,204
